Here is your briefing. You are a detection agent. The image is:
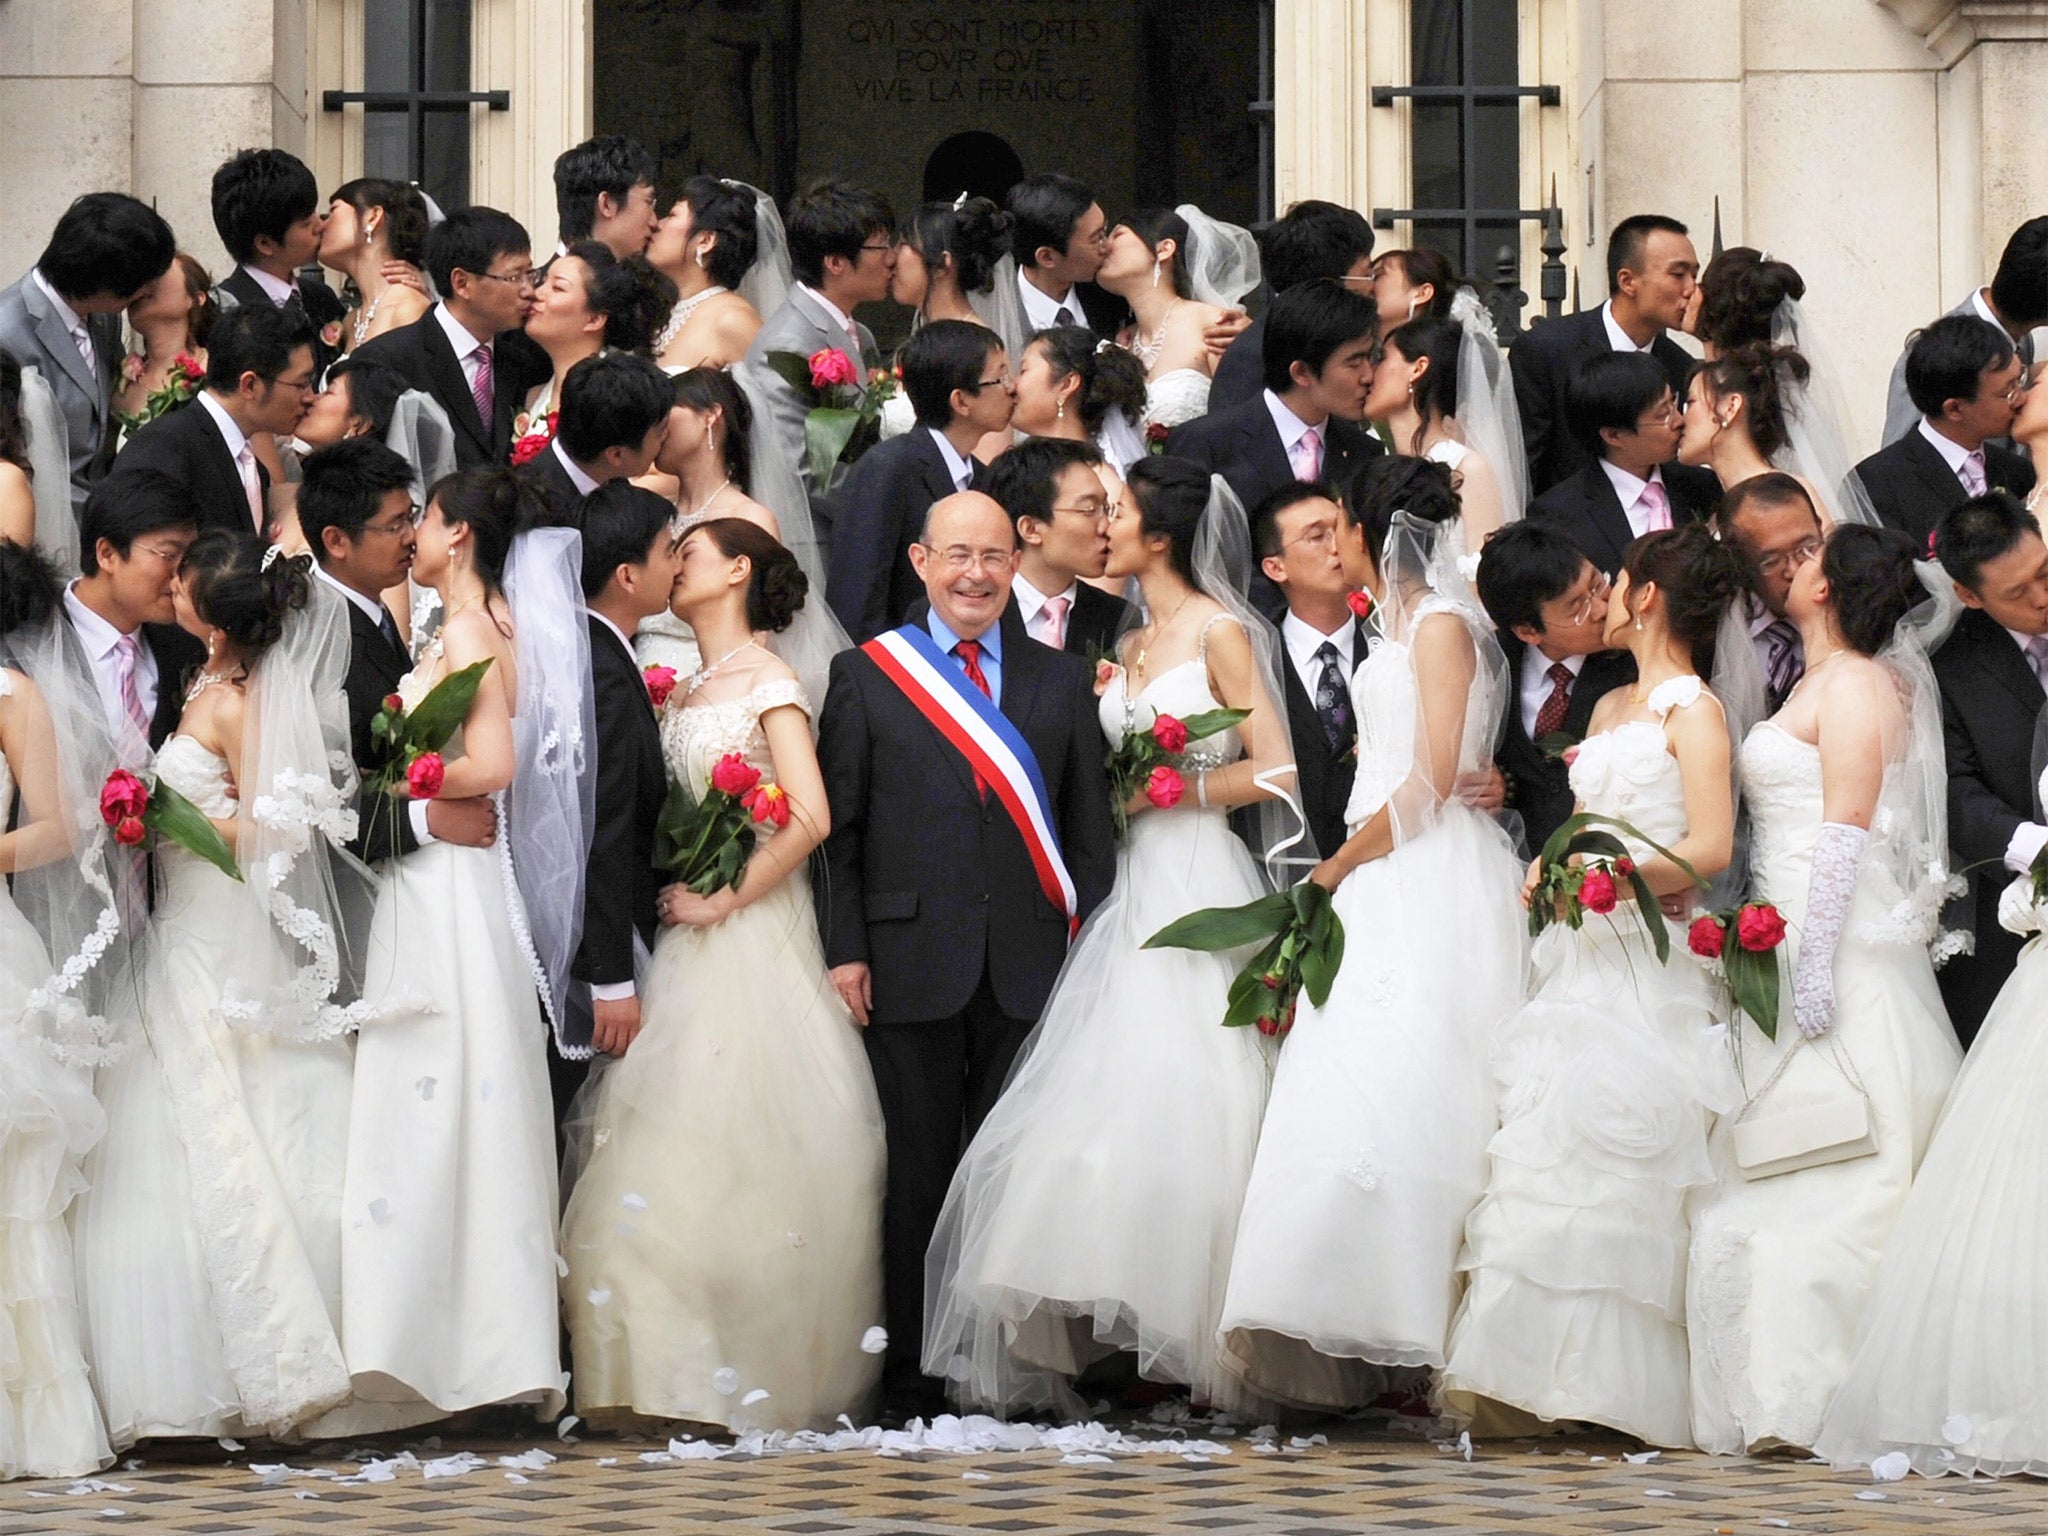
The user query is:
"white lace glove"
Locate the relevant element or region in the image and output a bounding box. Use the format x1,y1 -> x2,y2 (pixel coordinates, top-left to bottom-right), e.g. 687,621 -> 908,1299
1792,822 -> 1867,1040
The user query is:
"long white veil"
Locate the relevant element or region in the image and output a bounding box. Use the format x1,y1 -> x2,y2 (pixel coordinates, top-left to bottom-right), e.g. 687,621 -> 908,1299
969,254 -> 1031,371
728,180 -> 792,323
17,365 -> 77,577
1772,296 -> 1880,528
387,390 -> 458,501
1174,205 -> 1262,310
503,525 -> 597,1056
1874,560 -> 1969,966
1705,591 -> 1770,910
1448,287 -> 1530,535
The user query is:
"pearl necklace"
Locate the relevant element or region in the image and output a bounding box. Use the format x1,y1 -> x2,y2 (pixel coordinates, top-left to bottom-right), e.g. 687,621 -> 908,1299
655,285 -> 730,354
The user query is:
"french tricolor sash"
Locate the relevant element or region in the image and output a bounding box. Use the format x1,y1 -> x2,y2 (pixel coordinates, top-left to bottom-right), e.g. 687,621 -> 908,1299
863,624 -> 1079,938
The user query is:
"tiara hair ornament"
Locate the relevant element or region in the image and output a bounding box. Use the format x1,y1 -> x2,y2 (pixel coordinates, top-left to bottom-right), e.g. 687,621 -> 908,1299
953,190 -> 970,212
261,543 -> 284,572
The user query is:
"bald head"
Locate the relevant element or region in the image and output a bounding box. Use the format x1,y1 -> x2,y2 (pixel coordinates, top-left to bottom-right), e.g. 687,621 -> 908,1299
911,491 -> 1019,642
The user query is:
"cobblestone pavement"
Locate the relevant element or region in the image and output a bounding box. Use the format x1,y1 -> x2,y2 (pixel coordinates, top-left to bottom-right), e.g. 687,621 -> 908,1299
3,1418 -> 2040,1535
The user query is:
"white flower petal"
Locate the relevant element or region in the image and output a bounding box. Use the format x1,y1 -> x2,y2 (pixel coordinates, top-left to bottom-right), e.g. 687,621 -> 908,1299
741,1389 -> 771,1407
860,1326 -> 889,1354
712,1367 -> 740,1395
621,1192 -> 648,1212
1943,1414 -> 1973,1445
1870,1450 -> 1911,1482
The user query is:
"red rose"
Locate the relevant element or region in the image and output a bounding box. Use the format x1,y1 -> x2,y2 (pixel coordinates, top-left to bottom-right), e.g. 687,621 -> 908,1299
710,753 -> 761,798
807,347 -> 858,389
406,752 -> 446,800
1613,856 -> 1635,878
1579,867 -> 1618,915
1688,914 -> 1727,960
642,665 -> 678,709
1736,902 -> 1788,952
1255,1014 -> 1281,1037
113,816 -> 146,847
1144,420 -> 1172,445
1259,971 -> 1284,991
1150,713 -> 1189,754
1144,765 -> 1184,809
744,782 -> 792,829
99,768 -> 150,827
381,692 -> 404,715
172,352 -> 205,384
1346,590 -> 1374,620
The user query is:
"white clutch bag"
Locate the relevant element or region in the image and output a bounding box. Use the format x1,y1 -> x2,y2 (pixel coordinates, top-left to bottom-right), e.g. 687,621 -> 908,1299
1729,1033 -> 1877,1181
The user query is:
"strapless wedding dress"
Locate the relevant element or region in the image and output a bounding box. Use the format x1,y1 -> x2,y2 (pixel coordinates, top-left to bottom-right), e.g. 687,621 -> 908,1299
1142,369 -> 1212,431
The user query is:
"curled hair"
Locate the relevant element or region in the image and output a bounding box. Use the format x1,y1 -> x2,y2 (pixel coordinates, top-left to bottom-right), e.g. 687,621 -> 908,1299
670,366 -> 754,494
329,177 -> 432,268
902,196 -> 1015,296
179,530 -> 312,662
1695,247 -> 1806,354
692,516 -> 807,633
1696,343 -> 1810,460
1381,314 -> 1463,451
560,242 -> 676,356
1123,454 -> 1210,584
428,466 -> 539,595
679,176 -> 760,291
1121,208 -> 1193,300
0,352 -> 30,477
0,537 -> 62,637
1029,326 -> 1149,433
1375,248 -> 1457,318
1345,453 -> 1460,570
1821,523 -> 1924,658
1619,523 -> 1747,676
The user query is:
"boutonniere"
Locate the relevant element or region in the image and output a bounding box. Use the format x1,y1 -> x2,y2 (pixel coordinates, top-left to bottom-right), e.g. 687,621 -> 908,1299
319,320 -> 344,350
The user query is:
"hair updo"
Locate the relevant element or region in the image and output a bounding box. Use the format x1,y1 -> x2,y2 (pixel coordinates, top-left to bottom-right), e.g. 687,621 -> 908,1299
179,531 -> 312,660
1031,325 -> 1150,434
1382,314 -> 1464,448
429,465 -> 540,595
1345,453 -> 1461,574
1821,523 -> 1924,657
1620,523 -> 1748,677
694,516 -> 808,633
563,241 -> 677,356
0,537 -> 62,638
1695,247 -> 1807,354
1124,454 -> 1212,584
1122,208 -> 1194,300
1376,248 -> 1458,319
1696,343 -> 1811,460
902,196 -> 1016,295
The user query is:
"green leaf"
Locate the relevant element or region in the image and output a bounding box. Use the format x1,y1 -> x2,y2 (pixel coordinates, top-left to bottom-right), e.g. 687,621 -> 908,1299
1171,707 -> 1252,744
1298,909 -> 1346,1007
653,773 -> 709,871
1222,935 -> 1287,1028
400,660 -> 493,755
1145,891 -> 1294,953
1725,940 -> 1781,1042
146,776 -> 241,881
1533,730 -> 1580,760
1540,811 -> 1703,891
1627,871 -> 1671,964
762,349 -> 818,399
804,407 -> 862,487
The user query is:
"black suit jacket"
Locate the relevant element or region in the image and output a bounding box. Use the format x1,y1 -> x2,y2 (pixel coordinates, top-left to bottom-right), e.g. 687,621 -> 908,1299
1852,428 -> 2037,544
1208,315 -> 1266,414
220,266 -> 347,375
109,398 -> 270,539
142,623 -> 202,750
1003,580 -> 1132,664
1527,460 -> 1723,576
1494,635 -> 1637,856
351,306 -> 553,467
516,443 -> 592,529
1279,619 -> 1368,859
574,616 -> 664,995
817,606 -> 1117,1024
827,429 -> 985,642
333,584 -> 421,863
1510,307 -> 1695,496
1933,607 -> 2045,1046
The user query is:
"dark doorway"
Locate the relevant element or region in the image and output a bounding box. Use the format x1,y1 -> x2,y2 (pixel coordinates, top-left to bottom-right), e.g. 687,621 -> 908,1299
922,131 -> 1025,208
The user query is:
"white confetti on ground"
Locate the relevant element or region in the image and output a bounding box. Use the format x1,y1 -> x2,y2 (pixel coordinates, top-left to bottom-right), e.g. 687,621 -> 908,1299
217,1438 -> 244,1453
421,1452 -> 488,1480
962,1471 -> 991,1481
1943,1414 -> 1972,1445
557,1415 -> 582,1441
65,1482 -> 133,1497
635,1414 -> 1236,1466
1760,1520 -> 1791,1528
1457,1431 -> 1473,1462
1856,1489 -> 1888,1502
1623,1449 -> 1660,1464
499,1449 -> 555,1471
1644,1488 -> 1673,1498
1869,1451 -> 1911,1482
503,1473 -> 528,1485
741,1389 -> 771,1407
586,1287 -> 612,1307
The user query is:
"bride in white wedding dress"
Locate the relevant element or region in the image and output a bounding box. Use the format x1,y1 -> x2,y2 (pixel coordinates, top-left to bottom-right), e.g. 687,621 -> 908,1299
1097,206 -> 1261,433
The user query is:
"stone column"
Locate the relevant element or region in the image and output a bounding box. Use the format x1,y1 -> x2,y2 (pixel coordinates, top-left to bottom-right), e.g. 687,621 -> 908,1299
476,0 -> 594,251
0,0 -> 138,278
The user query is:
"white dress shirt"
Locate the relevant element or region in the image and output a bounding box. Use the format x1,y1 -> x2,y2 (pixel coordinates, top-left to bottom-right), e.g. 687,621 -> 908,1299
1518,646 -> 1586,739
1999,622 -> 2048,873
1017,268 -> 1086,333
1598,458 -> 1673,538
1013,571 -> 1080,647
1282,609 -> 1356,703
585,605 -> 639,1004
1916,416 -> 1982,493
32,268 -> 95,377
798,283 -> 865,360
434,303 -> 493,397
928,427 -> 974,493
1601,299 -> 1656,355
63,582 -> 157,741
551,438 -> 603,496
315,563 -> 440,849
240,264 -> 297,307
1263,390 -> 1325,470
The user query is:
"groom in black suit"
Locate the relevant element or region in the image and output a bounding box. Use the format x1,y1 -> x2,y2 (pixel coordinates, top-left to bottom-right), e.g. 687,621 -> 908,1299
818,490 -> 1116,1423
296,438 -> 498,864
573,483 -> 680,1069
987,436 -> 1131,659
1511,214 -> 1699,496
1930,492 -> 2048,1048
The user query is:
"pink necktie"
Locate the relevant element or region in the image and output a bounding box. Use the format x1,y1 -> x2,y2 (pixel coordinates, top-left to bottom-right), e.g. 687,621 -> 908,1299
2026,634 -> 2048,689
1637,477 -> 1672,532
110,632 -> 152,924
1041,595 -> 1070,651
470,344 -> 495,432
113,633 -> 150,745
1295,425 -> 1323,482
1962,450 -> 1988,497
235,442 -> 264,533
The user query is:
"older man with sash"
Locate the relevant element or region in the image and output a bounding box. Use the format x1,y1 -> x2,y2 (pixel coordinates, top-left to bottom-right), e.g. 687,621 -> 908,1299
818,490 -> 1117,1427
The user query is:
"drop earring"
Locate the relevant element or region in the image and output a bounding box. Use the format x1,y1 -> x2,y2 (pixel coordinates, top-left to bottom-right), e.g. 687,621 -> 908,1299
695,246 -> 709,270
1151,257 -> 1161,289
1056,396 -> 1066,422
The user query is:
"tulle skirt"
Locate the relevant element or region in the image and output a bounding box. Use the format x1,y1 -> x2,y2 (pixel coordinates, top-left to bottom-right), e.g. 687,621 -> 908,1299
922,806 -> 1274,1419
560,872 -> 885,1432
1442,910 -> 1735,1446
0,902 -> 109,1482
330,840 -> 565,1434
1813,933 -> 2048,1477
1218,807 -> 1526,1408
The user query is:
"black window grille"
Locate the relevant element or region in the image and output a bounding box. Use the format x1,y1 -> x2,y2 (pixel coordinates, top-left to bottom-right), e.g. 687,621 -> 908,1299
322,0 -> 501,212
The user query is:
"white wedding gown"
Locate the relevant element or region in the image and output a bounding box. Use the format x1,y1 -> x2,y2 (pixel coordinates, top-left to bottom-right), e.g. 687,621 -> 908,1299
71,735 -> 353,1447
1143,369 -> 1212,431
1812,894 -> 2048,1476
331,665 -> 566,1433
1218,595 -> 1526,1408
1685,722 -> 1960,1454
560,679 -> 885,1432
1442,678 -> 1735,1446
0,673 -> 110,1480
923,623 -> 1274,1418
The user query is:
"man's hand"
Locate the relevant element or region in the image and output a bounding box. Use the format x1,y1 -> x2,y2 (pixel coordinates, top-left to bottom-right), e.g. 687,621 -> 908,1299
829,962 -> 872,1027
426,796 -> 496,847
591,995 -> 642,1057
381,260 -> 430,296
1202,309 -> 1252,363
1456,765 -> 1507,814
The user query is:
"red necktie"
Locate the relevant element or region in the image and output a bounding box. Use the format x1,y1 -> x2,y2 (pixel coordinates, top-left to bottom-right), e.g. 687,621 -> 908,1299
955,640 -> 991,799
1533,661 -> 1574,739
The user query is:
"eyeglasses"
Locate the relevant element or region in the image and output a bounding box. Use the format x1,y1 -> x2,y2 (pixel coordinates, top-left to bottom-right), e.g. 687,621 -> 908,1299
1999,376 -> 2030,405
361,508 -> 421,538
131,539 -> 191,565
1285,523 -> 1339,553
1082,225 -> 1113,250
859,241 -> 895,255
1756,536 -> 1824,580
1558,570 -> 1613,628
474,267 -> 540,291
920,544 -> 1015,574
969,371 -> 1016,393
1639,403 -> 1683,429
1047,499 -> 1109,520
274,373 -> 319,396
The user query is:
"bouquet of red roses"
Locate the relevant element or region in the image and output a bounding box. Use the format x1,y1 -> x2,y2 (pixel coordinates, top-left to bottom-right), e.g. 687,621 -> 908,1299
1526,811 -> 1701,963
1146,879 -> 1345,1040
1687,900 -> 1790,1037
114,350 -> 206,435
762,346 -> 898,485
653,752 -> 792,896
98,766 -> 240,880
1105,705 -> 1250,839
361,660 -> 493,849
